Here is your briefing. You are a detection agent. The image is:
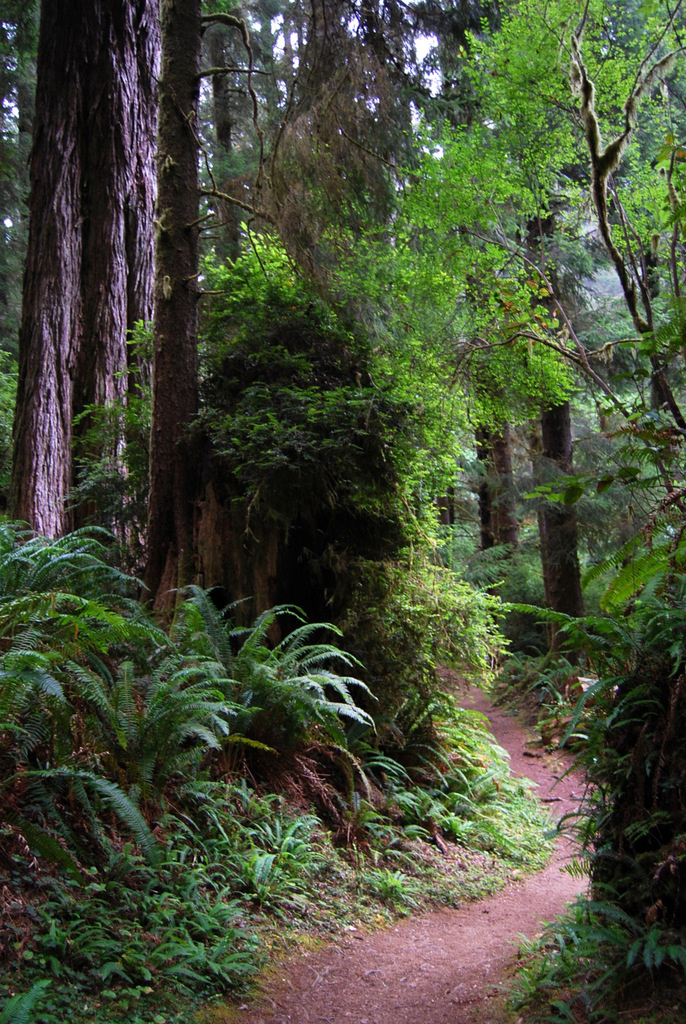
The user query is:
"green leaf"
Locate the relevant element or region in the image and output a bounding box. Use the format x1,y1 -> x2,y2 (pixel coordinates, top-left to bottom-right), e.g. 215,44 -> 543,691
616,466 -> 641,480
4,812 -> 84,883
562,484 -> 584,505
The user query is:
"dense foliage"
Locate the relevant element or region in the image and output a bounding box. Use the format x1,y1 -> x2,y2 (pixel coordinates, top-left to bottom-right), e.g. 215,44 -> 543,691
0,524 -> 551,1023
4,0 -> 686,1020
200,244 -> 415,567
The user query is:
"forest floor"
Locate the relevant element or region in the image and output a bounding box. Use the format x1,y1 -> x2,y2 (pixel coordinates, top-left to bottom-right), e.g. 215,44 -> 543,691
212,683 -> 586,1024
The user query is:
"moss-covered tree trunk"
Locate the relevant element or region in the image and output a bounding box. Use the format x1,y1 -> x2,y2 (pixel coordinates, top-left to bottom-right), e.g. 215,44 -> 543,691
145,0 -> 201,608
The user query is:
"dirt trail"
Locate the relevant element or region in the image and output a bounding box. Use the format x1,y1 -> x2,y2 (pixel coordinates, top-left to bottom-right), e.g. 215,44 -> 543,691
226,685 -> 586,1024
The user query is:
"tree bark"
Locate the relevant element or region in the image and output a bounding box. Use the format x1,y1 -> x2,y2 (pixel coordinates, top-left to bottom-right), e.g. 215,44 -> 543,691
537,401 -> 584,651
144,0 -> 202,609
475,423 -> 518,550
11,0 -> 159,536
206,24 -> 241,261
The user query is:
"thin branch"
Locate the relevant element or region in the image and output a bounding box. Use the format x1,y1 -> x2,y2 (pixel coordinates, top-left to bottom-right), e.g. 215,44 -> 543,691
666,1 -> 686,48
570,35 -> 683,334
269,74 -> 299,198
625,0 -> 684,106
470,329 -> 587,365
518,250 -> 628,413
199,65 -> 271,79
200,186 -> 273,223
608,179 -> 653,328
337,124 -> 402,174
574,0 -> 592,40
186,212 -> 214,229
201,13 -> 265,193
645,484 -> 686,532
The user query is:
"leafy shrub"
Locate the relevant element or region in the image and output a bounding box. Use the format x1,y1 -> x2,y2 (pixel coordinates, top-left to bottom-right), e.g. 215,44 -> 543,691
511,573 -> 686,1019
339,556 -> 503,737
540,584 -> 686,929
0,523 -> 547,1024
200,245 -> 416,537
0,525 -> 168,871
381,697 -> 552,866
2,836 -> 256,1022
197,241 -> 464,632
73,657 -> 234,809
512,893 -> 686,1023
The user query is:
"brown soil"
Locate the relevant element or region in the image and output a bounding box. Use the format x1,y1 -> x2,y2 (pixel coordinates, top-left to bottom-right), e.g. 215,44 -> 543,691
220,684 -> 586,1024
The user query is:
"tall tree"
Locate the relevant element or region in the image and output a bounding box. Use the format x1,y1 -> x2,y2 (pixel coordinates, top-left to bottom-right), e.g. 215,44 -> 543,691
475,423 -> 518,551
0,1 -> 37,356
202,19 -> 245,261
10,0 -> 159,536
258,0 -> 503,278
144,0 -> 202,607
537,402 -> 584,642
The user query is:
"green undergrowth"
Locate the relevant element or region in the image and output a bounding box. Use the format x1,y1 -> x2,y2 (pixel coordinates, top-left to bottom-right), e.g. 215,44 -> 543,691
510,887 -> 686,1024
493,651 -> 591,752
0,523 -> 553,1024
1,703 -> 552,1024
499,590 -> 686,1022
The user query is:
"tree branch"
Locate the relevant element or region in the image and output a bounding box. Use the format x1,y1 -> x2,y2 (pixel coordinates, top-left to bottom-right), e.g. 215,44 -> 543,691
200,186 -> 273,223
198,65 -> 271,79
570,31 -> 686,433
201,13 -> 265,192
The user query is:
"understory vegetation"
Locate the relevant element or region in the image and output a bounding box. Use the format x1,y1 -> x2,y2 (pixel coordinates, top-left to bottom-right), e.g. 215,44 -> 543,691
0,524 -> 551,1024
500,581 -> 686,1022
5,1 -> 686,1021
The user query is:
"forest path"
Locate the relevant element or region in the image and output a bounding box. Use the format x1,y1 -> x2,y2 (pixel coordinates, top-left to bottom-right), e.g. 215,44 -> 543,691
221,684 -> 586,1024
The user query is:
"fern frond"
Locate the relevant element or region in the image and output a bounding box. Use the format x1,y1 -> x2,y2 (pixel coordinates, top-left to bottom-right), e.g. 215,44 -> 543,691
179,585 -> 235,667
224,734 -> 275,752
0,660 -> 64,703
0,979 -> 52,1024
582,535 -> 642,588
601,544 -> 673,610
274,620 -> 332,658
177,722 -> 223,748
5,812 -> 84,883
43,769 -> 160,865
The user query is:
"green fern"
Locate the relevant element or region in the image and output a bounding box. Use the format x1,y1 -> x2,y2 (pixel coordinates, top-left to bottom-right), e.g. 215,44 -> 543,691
0,524 -> 133,602
4,812 -> 84,883
0,525 -> 173,869
0,980 -> 52,1024
75,657 -> 236,804
10,768 -> 160,865
600,542 -> 683,610
174,590 -> 375,753
582,535 -> 642,589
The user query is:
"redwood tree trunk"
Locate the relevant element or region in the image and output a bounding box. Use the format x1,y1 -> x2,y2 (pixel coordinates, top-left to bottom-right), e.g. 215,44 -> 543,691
475,423 -> 518,550
11,0 -> 159,536
538,401 -> 584,650
144,0 -> 202,608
